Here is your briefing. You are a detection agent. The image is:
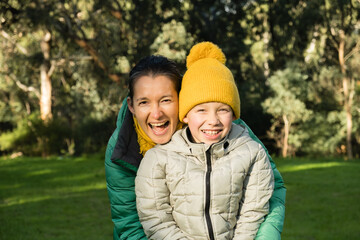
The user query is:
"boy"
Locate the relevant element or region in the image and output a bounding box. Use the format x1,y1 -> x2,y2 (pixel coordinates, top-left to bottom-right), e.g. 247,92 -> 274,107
135,42 -> 274,240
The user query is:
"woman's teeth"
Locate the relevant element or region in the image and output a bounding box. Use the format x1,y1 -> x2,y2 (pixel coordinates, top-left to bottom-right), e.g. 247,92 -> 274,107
150,121 -> 169,128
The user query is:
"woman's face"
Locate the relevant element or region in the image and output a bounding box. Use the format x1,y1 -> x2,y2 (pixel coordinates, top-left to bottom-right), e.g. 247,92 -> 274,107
127,75 -> 179,144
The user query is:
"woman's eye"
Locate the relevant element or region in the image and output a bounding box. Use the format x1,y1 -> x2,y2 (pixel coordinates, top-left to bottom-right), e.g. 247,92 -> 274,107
139,101 -> 148,106
219,108 -> 230,112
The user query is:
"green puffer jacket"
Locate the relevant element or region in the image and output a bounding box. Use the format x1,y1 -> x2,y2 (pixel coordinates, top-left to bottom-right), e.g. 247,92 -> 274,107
105,99 -> 286,240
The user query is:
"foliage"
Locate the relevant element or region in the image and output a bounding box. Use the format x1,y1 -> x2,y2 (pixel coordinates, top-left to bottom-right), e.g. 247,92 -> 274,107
74,116 -> 114,154
151,20 -> 194,62
0,0 -> 359,157
0,111 -> 114,156
297,112 -> 347,156
0,113 -> 71,156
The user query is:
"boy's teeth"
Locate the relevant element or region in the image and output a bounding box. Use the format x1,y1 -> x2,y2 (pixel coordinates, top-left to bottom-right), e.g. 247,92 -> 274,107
203,130 -> 220,135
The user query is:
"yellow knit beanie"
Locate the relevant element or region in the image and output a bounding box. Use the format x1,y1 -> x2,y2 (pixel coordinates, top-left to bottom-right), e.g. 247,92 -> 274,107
179,42 -> 241,121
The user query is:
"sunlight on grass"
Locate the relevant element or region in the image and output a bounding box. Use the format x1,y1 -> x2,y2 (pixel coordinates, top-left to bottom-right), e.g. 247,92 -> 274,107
1,182 -> 107,207
49,172 -> 104,182
0,183 -> 22,190
1,195 -> 53,207
56,182 -> 107,193
279,162 -> 344,172
26,169 -> 54,176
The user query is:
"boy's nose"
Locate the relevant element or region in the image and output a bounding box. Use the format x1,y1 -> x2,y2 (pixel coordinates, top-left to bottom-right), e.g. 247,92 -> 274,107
208,112 -> 220,125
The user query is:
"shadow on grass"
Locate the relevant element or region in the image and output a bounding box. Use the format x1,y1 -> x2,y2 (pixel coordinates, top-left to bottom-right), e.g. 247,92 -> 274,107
0,156 -> 113,240
275,158 -> 360,240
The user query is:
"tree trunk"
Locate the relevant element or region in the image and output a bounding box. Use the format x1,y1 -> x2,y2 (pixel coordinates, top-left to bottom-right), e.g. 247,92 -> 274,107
263,15 -> 270,78
74,38 -> 122,83
338,30 -> 353,159
40,31 -> 52,122
263,13 -> 271,79
282,114 -> 290,158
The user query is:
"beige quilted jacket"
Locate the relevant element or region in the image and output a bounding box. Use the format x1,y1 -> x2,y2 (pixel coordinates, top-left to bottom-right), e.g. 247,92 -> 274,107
135,124 -> 274,240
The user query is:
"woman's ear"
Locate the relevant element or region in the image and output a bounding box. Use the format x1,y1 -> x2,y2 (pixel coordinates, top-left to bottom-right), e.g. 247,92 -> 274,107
127,97 -> 135,115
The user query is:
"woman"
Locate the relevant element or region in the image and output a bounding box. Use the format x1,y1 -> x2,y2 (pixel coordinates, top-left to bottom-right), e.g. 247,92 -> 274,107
105,55 -> 286,240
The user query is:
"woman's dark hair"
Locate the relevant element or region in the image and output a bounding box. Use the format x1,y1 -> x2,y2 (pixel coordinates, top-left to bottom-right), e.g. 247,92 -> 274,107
128,55 -> 182,100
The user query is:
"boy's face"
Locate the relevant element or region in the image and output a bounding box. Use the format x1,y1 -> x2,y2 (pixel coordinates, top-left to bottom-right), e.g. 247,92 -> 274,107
183,102 -> 235,145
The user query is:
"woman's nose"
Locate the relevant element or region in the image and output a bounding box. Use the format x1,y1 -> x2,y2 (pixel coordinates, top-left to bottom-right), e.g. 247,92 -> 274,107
150,104 -> 163,119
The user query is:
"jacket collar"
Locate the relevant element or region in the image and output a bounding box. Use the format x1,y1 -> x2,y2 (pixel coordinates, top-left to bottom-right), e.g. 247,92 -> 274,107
111,108 -> 143,168
175,123 -> 245,160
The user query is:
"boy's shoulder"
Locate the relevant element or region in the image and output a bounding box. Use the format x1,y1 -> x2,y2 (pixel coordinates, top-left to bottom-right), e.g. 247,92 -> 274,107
227,123 -> 263,151
228,123 -> 247,140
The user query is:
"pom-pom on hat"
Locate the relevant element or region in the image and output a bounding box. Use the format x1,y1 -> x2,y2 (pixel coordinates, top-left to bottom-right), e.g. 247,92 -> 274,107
179,42 -> 241,121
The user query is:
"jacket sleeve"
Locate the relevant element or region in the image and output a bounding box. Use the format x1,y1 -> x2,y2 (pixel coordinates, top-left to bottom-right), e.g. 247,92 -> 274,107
105,99 -> 147,240
233,147 -> 274,240
233,119 -> 286,240
135,150 -> 189,240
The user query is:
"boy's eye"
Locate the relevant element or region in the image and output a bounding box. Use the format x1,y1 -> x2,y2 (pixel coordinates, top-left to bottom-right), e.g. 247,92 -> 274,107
219,107 -> 232,113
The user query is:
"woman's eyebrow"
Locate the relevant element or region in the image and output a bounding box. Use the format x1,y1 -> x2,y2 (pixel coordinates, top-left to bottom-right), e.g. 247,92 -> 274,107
134,97 -> 148,102
135,95 -> 174,102
161,95 -> 174,98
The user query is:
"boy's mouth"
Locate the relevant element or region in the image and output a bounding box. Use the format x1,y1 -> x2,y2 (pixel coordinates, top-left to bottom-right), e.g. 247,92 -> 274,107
202,130 -> 222,136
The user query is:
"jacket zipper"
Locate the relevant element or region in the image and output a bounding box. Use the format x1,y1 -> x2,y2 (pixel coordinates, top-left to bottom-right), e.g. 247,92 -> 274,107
205,150 -> 215,240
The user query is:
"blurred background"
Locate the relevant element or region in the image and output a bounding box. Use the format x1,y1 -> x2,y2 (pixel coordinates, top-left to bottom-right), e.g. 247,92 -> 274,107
0,1 -> 360,239
0,0 -> 359,159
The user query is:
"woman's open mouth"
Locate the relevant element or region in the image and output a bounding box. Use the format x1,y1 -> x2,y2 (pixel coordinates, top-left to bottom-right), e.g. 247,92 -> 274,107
149,121 -> 170,136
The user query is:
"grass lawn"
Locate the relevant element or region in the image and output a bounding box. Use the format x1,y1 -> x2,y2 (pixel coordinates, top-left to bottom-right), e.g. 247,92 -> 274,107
1,155 -> 359,239
0,154 -> 112,240
276,157 -> 360,240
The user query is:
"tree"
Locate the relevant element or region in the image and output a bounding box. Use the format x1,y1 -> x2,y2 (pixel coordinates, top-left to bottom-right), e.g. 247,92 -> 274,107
325,1 -> 360,159
303,0 -> 360,159
0,0 -> 195,155
262,62 -> 312,157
